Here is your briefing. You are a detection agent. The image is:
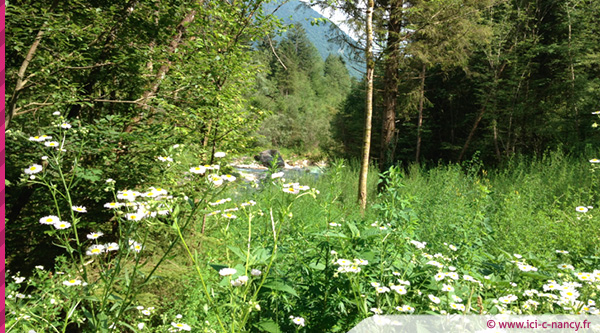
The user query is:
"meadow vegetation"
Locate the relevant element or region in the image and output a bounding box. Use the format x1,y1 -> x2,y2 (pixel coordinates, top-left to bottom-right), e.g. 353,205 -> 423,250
6,124 -> 600,331
6,0 -> 600,332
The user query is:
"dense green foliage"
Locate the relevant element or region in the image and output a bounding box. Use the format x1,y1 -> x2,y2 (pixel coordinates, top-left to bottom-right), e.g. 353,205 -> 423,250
5,0 -> 600,332
329,0 -> 600,164
251,25 -> 353,155
262,0 -> 363,78
6,150 -> 600,331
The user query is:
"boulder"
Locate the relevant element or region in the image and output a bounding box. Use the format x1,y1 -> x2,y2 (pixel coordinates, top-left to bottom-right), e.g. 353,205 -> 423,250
254,149 -> 285,169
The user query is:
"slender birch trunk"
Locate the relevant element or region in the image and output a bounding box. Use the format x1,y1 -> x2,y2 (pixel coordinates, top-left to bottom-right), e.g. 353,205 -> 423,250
358,0 -> 375,210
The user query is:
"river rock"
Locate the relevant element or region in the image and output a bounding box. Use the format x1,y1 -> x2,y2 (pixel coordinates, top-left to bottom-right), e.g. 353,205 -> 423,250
254,150 -> 285,169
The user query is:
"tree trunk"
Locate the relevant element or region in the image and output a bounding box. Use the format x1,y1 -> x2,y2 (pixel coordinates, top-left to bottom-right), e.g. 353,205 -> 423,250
415,64 -> 426,164
358,0 -> 375,210
5,0 -> 59,129
492,119 -> 501,160
379,0 -> 402,173
458,102 -> 487,162
566,4 -> 579,140
66,0 -> 140,121
124,9 -> 197,133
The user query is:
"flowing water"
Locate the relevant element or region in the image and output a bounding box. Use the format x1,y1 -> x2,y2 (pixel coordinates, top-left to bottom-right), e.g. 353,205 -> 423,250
233,165 -> 324,183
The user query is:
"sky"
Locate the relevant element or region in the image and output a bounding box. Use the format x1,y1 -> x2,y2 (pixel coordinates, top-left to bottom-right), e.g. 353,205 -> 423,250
298,0 -> 358,40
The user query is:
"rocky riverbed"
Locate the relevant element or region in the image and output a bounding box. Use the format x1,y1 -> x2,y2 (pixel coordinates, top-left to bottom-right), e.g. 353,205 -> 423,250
230,157 -> 326,182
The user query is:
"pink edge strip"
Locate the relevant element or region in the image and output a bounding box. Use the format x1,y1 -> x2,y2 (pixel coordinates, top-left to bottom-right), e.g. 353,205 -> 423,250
1,1 -> 6,329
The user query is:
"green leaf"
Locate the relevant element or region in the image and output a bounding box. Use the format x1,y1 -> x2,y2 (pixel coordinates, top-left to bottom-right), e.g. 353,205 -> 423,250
227,245 -> 248,263
262,281 -> 299,297
255,319 -> 282,333
209,263 -> 230,273
309,262 -> 326,270
521,272 -> 550,280
346,221 -> 360,238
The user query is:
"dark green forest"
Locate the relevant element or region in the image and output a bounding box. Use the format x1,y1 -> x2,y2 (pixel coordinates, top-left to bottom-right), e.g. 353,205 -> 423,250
5,0 -> 600,332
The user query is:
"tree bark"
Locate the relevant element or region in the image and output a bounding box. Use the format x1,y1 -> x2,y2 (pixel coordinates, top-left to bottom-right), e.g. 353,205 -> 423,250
124,9 -> 197,133
492,119 -> 501,160
5,0 -> 59,129
566,4 -> 579,140
358,0 -> 375,210
415,64 -> 426,164
66,0 -> 140,121
379,0 -> 403,173
458,101 -> 488,162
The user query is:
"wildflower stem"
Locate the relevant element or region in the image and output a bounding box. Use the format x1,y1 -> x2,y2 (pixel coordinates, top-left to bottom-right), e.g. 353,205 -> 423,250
174,209 -> 227,333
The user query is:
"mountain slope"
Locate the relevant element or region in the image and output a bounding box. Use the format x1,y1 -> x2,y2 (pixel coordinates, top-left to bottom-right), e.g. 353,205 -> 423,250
263,0 -> 364,78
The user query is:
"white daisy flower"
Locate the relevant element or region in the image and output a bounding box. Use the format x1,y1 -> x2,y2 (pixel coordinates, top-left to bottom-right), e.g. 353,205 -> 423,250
222,174 -> 236,182
292,317 -> 305,327
126,213 -> 144,221
44,141 -> 60,147
442,284 -> 454,292
523,289 -> 539,297
170,322 -> 191,331
370,308 -> 383,315
105,243 -> 119,252
40,215 -> 60,225
87,231 -> 104,239
222,213 -> 237,219
86,244 -> 106,256
557,263 -> 574,270
576,206 -> 588,213
390,285 -> 407,294
71,206 -> 87,213
60,123 -> 72,129
271,172 -> 284,179
208,174 -> 223,186
206,210 -> 221,216
53,221 -> 72,230
24,164 -> 43,175
283,187 -> 299,194
376,286 -> 391,294
104,202 -> 122,209
117,190 -> 139,201
219,268 -> 237,276
428,294 -> 441,304
410,240 -> 427,249
336,259 -> 352,266
251,269 -> 262,276
130,242 -> 143,253
214,152 -> 226,158
354,259 -> 368,266
450,303 -> 466,311
189,166 -> 206,174
63,279 -> 82,286
452,295 -> 463,303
